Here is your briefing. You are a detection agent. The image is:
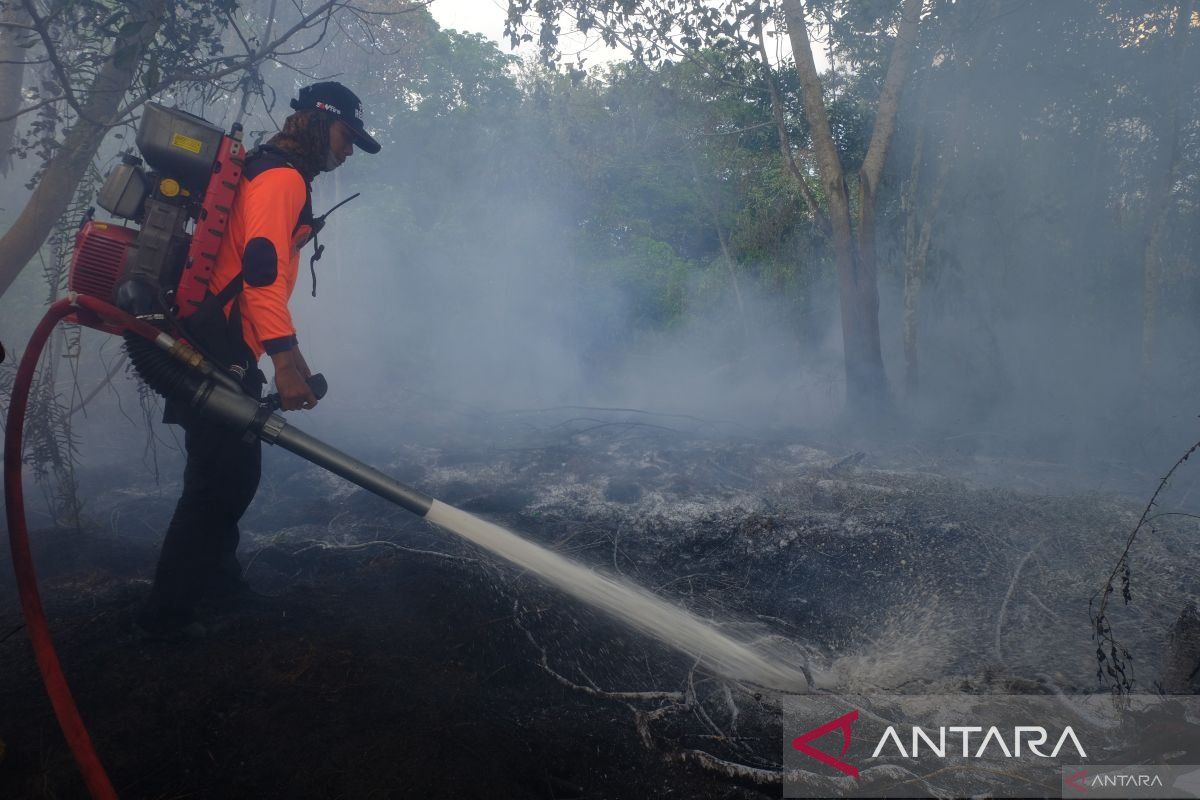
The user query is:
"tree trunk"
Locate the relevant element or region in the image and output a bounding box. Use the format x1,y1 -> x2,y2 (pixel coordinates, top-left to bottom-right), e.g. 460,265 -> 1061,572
0,0 -> 165,300
751,0 -> 827,232
1140,0 -> 1193,380
901,111 -> 927,397
687,146 -> 749,342
901,4 -> 994,398
781,0 -> 921,416
903,166 -> 945,397
0,1 -> 33,175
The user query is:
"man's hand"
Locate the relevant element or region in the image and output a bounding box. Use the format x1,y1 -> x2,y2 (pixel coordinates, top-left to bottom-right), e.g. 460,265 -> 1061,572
270,348 -> 318,410
292,347 -> 313,380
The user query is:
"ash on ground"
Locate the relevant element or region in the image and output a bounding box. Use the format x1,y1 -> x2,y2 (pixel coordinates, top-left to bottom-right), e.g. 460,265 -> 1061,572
1,406 -> 1192,799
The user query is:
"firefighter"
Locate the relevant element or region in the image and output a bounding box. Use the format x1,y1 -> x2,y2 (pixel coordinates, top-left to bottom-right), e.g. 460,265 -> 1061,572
136,82 -> 381,638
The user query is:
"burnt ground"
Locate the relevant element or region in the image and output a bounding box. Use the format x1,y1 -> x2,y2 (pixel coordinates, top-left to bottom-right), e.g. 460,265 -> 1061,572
1,404 -> 1198,799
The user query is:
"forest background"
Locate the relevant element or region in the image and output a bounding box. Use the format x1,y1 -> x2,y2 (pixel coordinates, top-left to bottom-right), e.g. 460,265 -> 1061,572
0,0 -> 1198,520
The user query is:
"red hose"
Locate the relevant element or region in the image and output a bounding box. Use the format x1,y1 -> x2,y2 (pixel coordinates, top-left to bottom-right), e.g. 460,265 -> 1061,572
5,294 -> 167,800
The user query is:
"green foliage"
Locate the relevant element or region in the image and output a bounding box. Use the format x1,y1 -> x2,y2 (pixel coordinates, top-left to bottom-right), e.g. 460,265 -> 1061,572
340,27 -> 832,340
589,234 -> 695,328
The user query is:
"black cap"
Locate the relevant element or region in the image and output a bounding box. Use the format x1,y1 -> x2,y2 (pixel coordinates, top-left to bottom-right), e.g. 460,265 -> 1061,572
290,81 -> 381,154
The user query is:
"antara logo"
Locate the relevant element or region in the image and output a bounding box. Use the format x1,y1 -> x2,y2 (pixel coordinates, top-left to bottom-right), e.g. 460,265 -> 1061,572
871,724 -> 1087,759
791,710 -> 1088,778
1065,769 -> 1088,793
1066,769 -> 1167,793
792,710 -> 860,778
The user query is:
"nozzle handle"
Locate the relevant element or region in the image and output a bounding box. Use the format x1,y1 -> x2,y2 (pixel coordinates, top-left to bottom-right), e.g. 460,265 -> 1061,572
263,373 -> 327,411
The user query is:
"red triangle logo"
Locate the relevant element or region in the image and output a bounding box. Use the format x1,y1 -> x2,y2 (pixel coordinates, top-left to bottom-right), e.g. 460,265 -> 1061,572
1065,769 -> 1089,793
791,709 -> 859,778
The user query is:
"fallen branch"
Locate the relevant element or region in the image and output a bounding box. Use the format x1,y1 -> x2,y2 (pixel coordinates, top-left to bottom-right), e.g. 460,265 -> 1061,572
513,601 -> 783,785
513,602 -> 685,703
0,623 -> 25,644
633,701 -> 689,748
289,538 -> 478,564
497,404 -> 745,431
673,748 -> 783,784
993,534 -> 1045,661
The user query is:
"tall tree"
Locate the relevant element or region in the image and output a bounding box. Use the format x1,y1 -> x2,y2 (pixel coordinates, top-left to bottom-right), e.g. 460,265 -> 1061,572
781,0 -> 921,413
898,0 -> 998,397
0,0 -> 375,301
504,0 -> 924,414
1140,0 -> 1195,379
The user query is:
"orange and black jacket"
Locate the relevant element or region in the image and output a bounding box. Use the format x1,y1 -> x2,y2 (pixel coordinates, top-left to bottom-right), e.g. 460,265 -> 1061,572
209,145 -> 314,360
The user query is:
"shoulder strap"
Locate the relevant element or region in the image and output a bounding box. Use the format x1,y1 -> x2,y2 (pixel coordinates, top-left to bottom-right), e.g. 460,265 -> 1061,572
245,144 -> 314,233
215,274 -> 243,305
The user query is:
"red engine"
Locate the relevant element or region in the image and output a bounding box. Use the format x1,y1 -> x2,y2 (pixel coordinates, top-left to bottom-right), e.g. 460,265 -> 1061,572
67,221 -> 137,333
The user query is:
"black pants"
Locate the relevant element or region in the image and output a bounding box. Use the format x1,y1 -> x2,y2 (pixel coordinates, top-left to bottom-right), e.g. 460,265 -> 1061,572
147,376 -> 263,620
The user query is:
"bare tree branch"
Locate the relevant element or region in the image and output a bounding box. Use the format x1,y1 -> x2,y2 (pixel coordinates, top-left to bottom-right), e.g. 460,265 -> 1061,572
351,0 -> 435,15
120,0 -> 347,116
20,0 -> 89,121
751,0 -> 828,234
859,0 -> 924,197
0,92 -> 59,123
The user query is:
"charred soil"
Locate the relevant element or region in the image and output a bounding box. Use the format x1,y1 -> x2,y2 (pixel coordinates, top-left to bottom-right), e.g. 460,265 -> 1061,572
0,408 -> 1191,798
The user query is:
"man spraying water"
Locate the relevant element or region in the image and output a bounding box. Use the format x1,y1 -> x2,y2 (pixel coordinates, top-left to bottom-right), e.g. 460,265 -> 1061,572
135,82 -> 381,638
4,79 -> 806,799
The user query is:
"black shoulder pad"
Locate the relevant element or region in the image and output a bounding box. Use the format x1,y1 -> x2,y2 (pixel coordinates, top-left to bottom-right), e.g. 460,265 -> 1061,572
243,237 -> 278,286
244,146 -> 294,181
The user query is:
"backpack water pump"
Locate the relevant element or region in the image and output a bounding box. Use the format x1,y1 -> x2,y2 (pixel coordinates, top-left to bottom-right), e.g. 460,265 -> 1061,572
69,103 -> 245,335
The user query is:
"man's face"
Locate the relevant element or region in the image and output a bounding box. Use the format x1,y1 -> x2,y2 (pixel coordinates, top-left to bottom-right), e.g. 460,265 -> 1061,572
327,119 -> 355,169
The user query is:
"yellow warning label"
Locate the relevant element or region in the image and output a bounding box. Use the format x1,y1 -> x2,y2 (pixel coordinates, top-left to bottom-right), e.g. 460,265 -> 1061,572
170,133 -> 202,154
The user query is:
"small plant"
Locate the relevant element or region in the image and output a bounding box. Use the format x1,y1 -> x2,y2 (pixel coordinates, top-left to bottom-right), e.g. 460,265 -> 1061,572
1090,437 -> 1200,694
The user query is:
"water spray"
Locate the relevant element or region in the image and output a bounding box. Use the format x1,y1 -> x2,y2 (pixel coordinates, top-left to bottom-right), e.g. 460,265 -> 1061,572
6,294 -> 807,799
